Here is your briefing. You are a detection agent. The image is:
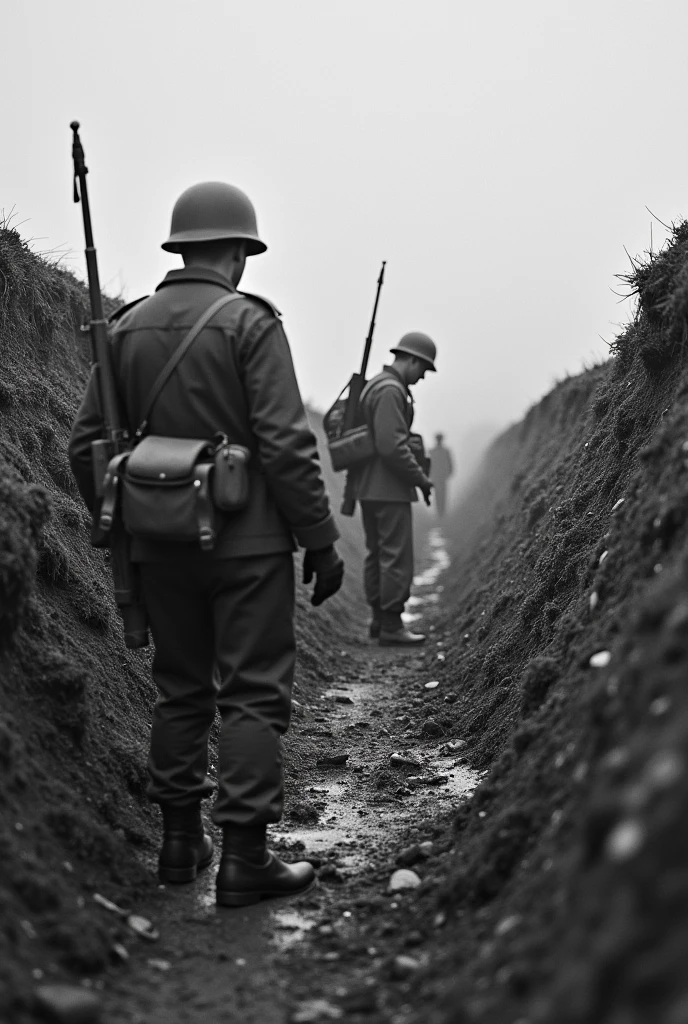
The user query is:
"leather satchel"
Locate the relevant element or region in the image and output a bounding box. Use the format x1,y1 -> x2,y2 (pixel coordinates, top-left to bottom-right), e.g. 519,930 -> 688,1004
98,293 -> 248,552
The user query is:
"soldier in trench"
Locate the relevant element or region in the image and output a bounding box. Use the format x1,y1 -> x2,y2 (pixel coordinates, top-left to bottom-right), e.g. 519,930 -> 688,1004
68,182 -> 344,906
351,333 -> 437,645
428,432 -> 454,519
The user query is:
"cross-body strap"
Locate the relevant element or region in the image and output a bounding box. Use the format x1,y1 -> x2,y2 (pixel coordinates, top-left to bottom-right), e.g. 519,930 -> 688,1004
134,293 -> 242,440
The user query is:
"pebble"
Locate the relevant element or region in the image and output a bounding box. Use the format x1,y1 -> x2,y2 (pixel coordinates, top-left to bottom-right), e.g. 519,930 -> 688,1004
290,999 -> 343,1022
390,752 -> 422,769
316,753 -> 349,767
392,954 -> 421,978
495,914 -> 521,936
650,696 -> 671,716
589,651 -> 611,668
611,498 -> 625,512
335,695 -> 354,705
666,601 -> 688,631
599,550 -> 608,565
147,959 -> 171,971
646,749 -> 683,789
420,718 -> 443,738
34,985 -> 102,1024
388,868 -> 421,892
589,591 -> 599,612
606,818 -> 645,862
424,681 -> 439,690
418,840 -> 434,857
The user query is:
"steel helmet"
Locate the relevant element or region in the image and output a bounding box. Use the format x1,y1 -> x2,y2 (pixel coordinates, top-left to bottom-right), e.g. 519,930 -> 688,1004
390,331 -> 437,371
161,182 -> 267,255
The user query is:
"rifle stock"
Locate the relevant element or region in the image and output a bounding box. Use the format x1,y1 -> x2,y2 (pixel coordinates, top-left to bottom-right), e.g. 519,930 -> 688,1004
70,122 -> 149,649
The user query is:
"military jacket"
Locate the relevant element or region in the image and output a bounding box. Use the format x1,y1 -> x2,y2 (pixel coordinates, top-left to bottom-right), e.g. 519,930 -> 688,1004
351,366 -> 429,503
68,266 -> 338,560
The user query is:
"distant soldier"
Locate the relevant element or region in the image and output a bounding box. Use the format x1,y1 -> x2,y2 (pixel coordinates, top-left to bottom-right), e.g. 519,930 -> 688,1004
352,333 -> 436,645
429,432 -> 454,518
69,182 -> 343,906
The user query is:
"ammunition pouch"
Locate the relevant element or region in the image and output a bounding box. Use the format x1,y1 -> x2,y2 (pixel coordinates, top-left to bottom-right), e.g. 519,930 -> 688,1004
99,436 -> 250,553
327,425 -> 376,472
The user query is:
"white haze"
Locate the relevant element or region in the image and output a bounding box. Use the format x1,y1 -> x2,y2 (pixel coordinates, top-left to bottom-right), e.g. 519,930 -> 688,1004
4,0 -> 688,483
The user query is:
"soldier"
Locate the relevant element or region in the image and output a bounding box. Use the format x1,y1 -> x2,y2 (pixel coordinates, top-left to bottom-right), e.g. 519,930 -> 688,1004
352,333 -> 436,645
69,182 -> 344,907
428,432 -> 454,519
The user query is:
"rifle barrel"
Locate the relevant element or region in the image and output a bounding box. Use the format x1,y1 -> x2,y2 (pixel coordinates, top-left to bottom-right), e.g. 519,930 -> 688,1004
359,260 -> 386,378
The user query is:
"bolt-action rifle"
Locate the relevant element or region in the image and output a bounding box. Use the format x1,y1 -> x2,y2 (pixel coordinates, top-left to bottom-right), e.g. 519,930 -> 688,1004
70,121 -> 149,649
324,261 -> 386,516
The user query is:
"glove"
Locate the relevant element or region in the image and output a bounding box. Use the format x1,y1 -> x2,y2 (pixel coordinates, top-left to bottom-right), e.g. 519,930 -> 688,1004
420,480 -> 433,507
303,545 -> 344,607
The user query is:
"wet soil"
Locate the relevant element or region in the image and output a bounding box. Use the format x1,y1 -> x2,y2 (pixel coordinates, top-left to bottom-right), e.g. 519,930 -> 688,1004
100,531 -> 473,1024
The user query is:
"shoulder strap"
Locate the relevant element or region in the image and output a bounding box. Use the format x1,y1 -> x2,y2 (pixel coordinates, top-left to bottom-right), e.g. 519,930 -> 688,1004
135,293 -> 241,439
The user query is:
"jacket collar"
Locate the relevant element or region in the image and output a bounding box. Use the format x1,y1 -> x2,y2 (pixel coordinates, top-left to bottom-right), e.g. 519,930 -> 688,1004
382,364 -> 414,400
155,266 -> 236,292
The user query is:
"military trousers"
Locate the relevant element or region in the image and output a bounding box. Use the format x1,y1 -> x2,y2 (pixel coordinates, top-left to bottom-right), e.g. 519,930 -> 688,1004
360,500 -> 414,631
139,552 -> 295,827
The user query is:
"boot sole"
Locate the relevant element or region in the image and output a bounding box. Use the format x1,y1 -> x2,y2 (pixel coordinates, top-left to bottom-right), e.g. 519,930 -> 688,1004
216,876 -> 314,908
159,853 -> 214,885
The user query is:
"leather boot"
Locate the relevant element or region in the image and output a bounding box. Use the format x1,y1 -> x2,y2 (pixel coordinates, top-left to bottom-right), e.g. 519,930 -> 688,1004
158,805 -> 214,884
379,627 -> 426,646
216,825 -> 315,907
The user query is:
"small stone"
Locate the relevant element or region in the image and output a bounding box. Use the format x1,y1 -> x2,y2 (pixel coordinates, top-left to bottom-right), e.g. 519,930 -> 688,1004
34,984 -> 102,1023
390,752 -> 422,769
420,718 -> 443,737
433,911 -> 446,927
392,954 -> 420,978
111,943 -> 129,962
316,753 -> 349,767
418,841 -> 434,857
495,914 -> 521,936
589,651 -> 611,668
437,652 -> 446,661
650,696 -> 671,716
589,591 -> 599,612
147,959 -> 171,971
599,550 -> 608,565
606,819 -> 645,862
388,868 -> 421,892
611,498 -> 625,512
335,695 -> 354,705
20,919 -> 37,939
291,999 -> 343,1022
424,681 -> 439,690
646,749 -> 683,789
126,914 -> 159,941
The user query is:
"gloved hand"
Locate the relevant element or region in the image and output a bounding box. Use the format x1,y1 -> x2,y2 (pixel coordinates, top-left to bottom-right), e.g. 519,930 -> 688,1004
303,545 -> 344,606
420,480 -> 433,507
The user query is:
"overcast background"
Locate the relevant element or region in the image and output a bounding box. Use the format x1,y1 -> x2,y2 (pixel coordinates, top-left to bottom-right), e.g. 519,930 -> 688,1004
4,0 -> 688,489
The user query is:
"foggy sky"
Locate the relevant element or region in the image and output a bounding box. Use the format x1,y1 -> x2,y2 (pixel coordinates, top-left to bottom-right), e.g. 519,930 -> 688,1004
4,0 -> 688,457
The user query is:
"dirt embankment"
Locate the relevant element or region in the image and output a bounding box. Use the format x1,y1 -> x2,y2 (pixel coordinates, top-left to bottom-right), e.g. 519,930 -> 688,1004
397,224 -> 688,1023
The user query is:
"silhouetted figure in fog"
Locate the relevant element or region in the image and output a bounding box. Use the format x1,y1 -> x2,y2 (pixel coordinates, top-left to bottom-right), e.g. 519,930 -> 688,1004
429,432 -> 454,519
69,182 -> 343,907
351,333 -> 437,646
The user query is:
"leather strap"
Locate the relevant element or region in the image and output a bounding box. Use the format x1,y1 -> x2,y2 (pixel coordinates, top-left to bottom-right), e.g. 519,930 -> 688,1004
99,452 -> 130,531
135,293 -> 242,439
194,463 -> 216,551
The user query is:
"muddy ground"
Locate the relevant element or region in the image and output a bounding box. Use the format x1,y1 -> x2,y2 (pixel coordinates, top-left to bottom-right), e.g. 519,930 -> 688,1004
2,221 -> 688,1023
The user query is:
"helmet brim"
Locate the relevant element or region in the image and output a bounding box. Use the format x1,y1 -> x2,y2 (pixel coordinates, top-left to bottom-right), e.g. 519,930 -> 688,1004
161,230 -> 267,256
390,346 -> 437,371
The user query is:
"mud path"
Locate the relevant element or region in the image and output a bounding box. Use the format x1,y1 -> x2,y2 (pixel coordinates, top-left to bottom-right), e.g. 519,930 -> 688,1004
101,530 -> 476,1024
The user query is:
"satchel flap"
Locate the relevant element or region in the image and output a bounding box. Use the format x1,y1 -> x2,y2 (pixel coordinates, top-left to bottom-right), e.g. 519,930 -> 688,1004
126,436 -> 214,482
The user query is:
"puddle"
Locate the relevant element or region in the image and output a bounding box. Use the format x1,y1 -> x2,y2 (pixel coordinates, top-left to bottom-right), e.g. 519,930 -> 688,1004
271,909 -> 317,949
